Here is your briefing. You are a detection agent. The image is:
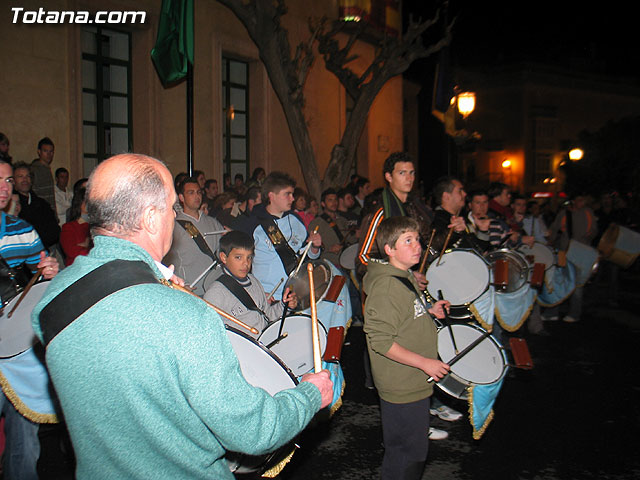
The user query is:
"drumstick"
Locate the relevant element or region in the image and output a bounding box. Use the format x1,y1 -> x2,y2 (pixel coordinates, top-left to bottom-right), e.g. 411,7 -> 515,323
438,290 -> 458,355
266,277 -> 285,302
188,259 -> 218,288
419,229 -> 436,274
166,281 -> 259,335
307,263 -> 322,373
437,209 -> 461,266
293,226 -> 320,277
7,267 -> 44,318
427,329 -> 492,383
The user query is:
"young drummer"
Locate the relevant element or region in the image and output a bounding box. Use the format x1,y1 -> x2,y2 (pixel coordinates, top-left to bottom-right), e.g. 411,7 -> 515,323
363,216 -> 450,480
203,230 -> 297,337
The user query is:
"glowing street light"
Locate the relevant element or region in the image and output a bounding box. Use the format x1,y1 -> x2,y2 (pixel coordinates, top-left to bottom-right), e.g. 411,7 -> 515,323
457,92 -> 476,118
569,148 -> 584,161
501,159 -> 512,169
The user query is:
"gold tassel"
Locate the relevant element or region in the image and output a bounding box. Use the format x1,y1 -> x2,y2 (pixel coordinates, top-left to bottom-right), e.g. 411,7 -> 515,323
0,371 -> 58,424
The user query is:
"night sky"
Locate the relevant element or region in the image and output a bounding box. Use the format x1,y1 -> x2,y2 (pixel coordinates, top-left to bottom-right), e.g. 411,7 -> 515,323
404,1 -> 640,80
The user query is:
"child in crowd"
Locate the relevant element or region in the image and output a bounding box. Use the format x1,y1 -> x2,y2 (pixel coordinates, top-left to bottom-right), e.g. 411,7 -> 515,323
203,230 -> 297,337
363,216 -> 450,480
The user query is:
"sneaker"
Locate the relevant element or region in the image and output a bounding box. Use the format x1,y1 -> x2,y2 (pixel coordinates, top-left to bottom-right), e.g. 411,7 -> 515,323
430,405 -> 463,422
563,315 -> 579,323
541,314 -> 559,321
428,427 -> 449,441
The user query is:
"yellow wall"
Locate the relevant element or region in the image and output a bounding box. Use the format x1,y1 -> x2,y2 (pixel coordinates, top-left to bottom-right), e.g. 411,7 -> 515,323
0,0 -> 403,193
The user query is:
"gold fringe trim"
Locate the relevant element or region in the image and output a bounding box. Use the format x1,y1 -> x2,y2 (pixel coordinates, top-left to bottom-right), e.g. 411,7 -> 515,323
261,448 -> 296,478
470,303 -> 492,332
467,385 -> 495,440
494,296 -> 536,332
329,379 -> 346,417
536,284 -> 576,308
0,370 -> 58,424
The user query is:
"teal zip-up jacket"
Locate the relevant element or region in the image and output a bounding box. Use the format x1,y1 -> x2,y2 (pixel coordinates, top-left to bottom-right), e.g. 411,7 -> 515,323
32,235 -> 320,479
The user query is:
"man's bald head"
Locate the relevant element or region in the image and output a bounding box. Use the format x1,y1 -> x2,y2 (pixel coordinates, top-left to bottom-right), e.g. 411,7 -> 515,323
87,154 -> 172,236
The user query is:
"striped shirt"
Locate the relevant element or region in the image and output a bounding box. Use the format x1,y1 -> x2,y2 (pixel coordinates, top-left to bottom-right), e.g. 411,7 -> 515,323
0,212 -> 45,270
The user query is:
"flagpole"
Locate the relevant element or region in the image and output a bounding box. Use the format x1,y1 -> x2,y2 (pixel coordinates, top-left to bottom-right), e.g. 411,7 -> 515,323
187,59 -> 194,176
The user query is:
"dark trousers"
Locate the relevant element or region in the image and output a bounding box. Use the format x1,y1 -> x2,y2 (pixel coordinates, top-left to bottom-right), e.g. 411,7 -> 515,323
380,396 -> 431,480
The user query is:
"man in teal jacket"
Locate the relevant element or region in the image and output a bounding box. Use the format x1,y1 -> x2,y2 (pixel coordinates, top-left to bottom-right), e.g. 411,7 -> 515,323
32,153 -> 333,479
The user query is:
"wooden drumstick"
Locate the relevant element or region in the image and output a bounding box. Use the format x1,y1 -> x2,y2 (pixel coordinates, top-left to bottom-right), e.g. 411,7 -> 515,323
436,209 -> 461,266
307,263 -> 322,373
166,281 -> 259,335
419,229 -> 436,274
7,267 -> 44,318
294,226 -> 320,277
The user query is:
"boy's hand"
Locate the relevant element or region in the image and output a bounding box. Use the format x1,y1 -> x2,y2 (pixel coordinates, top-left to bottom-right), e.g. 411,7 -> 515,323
282,287 -> 298,309
412,271 -> 427,290
422,358 -> 450,381
38,252 -> 59,280
428,300 -> 450,320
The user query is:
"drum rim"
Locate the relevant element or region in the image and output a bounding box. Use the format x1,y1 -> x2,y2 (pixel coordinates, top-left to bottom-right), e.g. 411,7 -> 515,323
517,242 -> 555,271
425,249 -> 491,306
284,259 -> 334,310
225,325 -> 298,386
437,323 -> 508,385
485,248 -> 531,293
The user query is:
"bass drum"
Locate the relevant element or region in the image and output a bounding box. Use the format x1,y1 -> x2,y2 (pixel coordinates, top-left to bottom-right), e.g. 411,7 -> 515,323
285,259 -> 333,311
425,249 -> 490,319
224,326 -> 298,476
259,314 -> 328,377
0,282 -> 49,358
436,323 -> 507,400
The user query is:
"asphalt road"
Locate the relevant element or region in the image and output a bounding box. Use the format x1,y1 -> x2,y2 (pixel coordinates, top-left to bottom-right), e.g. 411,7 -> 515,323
279,263 -> 640,480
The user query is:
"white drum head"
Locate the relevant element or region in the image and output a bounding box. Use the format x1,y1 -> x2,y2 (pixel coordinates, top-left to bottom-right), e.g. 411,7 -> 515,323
226,327 -> 296,395
426,250 -> 490,305
0,282 -> 50,358
437,324 -> 506,385
259,315 -> 327,377
518,242 -> 554,270
339,244 -> 359,271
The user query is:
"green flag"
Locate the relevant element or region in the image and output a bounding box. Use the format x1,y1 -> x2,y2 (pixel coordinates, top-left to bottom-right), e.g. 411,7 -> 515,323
151,0 -> 194,86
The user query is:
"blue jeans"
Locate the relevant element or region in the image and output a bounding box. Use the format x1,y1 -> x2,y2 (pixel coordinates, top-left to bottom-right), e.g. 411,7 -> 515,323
0,391 -> 40,480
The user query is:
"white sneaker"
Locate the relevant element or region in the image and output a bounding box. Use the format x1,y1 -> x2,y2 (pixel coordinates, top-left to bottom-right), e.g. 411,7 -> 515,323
563,315 -> 579,323
428,427 -> 449,440
429,405 -> 463,422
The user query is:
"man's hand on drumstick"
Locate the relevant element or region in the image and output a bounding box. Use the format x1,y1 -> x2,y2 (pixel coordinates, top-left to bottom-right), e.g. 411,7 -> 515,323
282,287 -> 298,310
165,264 -> 186,287
37,251 -> 59,280
475,216 -> 491,231
448,215 -> 466,233
309,228 -> 322,252
428,300 -> 451,320
301,369 -> 334,409
521,235 -> 535,248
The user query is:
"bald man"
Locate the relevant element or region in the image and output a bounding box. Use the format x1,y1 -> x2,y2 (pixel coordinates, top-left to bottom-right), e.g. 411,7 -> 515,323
32,154 -> 332,479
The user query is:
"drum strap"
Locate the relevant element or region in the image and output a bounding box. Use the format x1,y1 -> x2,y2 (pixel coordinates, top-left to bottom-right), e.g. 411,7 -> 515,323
259,218 -> 299,275
176,220 -> 218,261
216,274 -> 269,318
38,260 -> 158,348
391,275 -> 430,313
320,213 -> 344,244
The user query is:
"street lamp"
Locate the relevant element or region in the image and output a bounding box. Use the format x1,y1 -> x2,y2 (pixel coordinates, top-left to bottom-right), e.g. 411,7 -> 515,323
457,92 -> 476,118
569,148 -> 583,161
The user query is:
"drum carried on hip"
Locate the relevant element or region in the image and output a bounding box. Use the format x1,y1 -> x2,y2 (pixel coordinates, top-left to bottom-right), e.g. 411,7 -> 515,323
425,249 -> 490,319
597,223 -> 640,269
484,249 -> 530,293
259,314 -> 328,377
0,282 -> 49,358
435,323 -> 508,400
224,326 -> 299,476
